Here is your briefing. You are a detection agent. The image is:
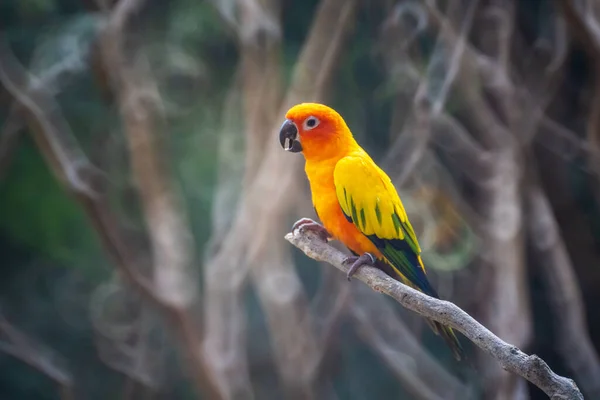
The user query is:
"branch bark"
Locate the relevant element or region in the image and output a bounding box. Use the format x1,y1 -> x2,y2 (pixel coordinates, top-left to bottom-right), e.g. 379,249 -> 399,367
285,229 -> 583,400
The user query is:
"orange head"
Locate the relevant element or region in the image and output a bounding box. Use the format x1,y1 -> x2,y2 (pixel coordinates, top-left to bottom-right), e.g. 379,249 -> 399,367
279,103 -> 356,162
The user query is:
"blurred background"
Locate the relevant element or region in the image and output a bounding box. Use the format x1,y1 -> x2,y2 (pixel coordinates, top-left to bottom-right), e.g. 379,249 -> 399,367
1,0 -> 599,399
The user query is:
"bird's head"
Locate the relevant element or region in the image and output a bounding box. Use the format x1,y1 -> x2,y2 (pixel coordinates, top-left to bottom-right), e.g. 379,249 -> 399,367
279,103 -> 354,161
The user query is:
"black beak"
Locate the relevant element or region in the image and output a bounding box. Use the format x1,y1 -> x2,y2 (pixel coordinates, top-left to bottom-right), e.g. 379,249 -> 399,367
279,119 -> 302,153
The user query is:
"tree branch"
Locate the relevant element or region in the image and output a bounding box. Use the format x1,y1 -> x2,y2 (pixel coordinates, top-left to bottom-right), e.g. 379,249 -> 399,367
284,229 -> 583,400
0,313 -> 75,400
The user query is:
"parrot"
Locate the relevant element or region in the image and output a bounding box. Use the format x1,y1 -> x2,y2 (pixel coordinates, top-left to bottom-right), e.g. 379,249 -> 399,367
279,102 -> 464,361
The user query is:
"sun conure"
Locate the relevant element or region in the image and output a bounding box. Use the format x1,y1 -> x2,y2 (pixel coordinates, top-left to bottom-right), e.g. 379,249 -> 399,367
279,102 -> 463,360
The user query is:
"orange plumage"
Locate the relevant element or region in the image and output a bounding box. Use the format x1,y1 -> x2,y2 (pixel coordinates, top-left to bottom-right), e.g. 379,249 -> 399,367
279,103 -> 464,360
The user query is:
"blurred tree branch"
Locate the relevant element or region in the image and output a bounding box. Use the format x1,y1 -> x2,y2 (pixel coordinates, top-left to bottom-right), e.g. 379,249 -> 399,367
202,69 -> 254,400
0,27 -> 93,179
2,0 -> 599,398
93,0 -> 224,397
0,313 -> 75,400
527,178 -> 600,399
204,0 -> 358,398
558,0 -> 600,225
0,6 -> 223,398
285,229 -> 583,400
384,2 -> 533,397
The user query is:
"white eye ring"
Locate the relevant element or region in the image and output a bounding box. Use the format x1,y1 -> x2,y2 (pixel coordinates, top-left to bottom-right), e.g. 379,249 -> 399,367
303,116 -> 320,130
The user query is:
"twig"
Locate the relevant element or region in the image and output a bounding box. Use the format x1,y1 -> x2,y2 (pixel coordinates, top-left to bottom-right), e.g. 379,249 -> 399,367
0,313 -> 75,400
238,0 -> 283,186
0,30 -> 93,179
378,0 -> 476,186
285,229 -> 583,400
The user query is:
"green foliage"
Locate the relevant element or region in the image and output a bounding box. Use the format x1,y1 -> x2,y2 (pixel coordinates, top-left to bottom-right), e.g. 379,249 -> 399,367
169,0 -> 230,45
0,136 -> 103,273
15,0 -> 57,18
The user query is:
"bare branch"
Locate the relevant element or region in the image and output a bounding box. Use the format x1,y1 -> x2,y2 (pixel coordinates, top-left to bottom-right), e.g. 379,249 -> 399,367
558,0 -> 600,59
420,0 -> 477,116
0,313 -> 75,400
239,0 -> 283,185
423,0 -> 512,149
98,0 -> 198,309
90,280 -> 166,391
285,229 -> 583,400
0,27 -> 93,179
379,0 -> 477,185
428,112 -> 493,183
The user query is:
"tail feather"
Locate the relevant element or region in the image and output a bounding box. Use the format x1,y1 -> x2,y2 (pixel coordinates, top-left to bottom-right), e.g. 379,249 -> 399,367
375,258 -> 465,361
426,319 -> 464,361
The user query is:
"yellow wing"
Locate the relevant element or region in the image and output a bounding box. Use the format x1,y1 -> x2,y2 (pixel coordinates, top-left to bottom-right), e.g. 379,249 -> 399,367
333,154 -> 464,362
333,153 -> 435,295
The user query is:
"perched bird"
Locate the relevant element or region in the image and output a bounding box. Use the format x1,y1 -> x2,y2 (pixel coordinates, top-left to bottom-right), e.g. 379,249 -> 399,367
279,102 -> 463,360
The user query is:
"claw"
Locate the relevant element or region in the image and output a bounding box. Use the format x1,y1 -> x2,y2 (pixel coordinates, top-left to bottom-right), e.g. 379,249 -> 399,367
292,217 -> 317,231
342,255 -> 359,265
346,253 -> 376,281
292,218 -> 331,242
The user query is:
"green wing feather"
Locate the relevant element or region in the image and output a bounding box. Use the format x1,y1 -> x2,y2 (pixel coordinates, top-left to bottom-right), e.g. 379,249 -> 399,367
333,153 -> 464,361
333,154 -> 433,294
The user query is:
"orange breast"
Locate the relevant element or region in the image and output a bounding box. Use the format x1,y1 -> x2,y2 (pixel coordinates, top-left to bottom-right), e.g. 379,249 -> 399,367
305,161 -> 381,258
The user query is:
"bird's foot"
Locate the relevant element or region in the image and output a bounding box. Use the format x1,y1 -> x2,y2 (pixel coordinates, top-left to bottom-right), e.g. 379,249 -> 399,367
292,218 -> 331,242
343,253 -> 376,281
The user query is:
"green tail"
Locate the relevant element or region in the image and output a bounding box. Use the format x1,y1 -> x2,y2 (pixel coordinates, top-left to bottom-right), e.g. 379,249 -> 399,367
373,258 -> 465,361
426,319 -> 464,361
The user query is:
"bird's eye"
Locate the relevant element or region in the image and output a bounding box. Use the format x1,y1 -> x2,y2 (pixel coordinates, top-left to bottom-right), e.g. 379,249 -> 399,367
303,116 -> 320,130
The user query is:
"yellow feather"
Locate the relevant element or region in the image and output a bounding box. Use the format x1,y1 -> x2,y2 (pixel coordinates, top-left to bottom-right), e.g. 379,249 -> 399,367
334,154 -> 411,242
